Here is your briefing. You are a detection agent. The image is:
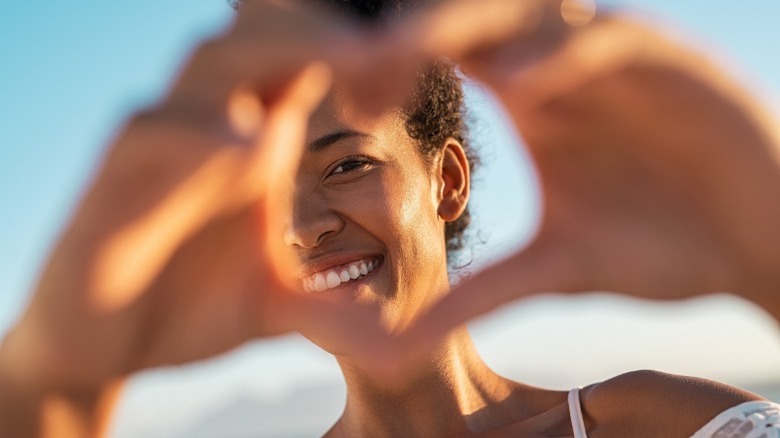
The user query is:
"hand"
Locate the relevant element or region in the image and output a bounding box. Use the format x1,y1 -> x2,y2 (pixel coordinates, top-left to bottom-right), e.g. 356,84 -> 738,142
0,0 -> 381,404
387,0 -> 780,346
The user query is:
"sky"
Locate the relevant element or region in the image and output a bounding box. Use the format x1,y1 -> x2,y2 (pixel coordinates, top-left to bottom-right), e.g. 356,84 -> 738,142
2,1 -> 780,437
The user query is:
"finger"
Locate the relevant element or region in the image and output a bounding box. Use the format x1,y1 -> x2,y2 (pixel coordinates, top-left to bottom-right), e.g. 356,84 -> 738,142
165,1 -> 365,127
361,0 -> 564,116
489,19 -> 649,112
268,292 -> 400,370
343,0 -> 543,123
385,0 -> 550,60
168,37 -> 350,117
380,0 -> 642,115
253,62 -> 334,289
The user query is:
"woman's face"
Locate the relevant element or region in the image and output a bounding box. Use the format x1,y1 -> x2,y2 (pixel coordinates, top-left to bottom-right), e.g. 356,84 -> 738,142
286,86 -> 468,353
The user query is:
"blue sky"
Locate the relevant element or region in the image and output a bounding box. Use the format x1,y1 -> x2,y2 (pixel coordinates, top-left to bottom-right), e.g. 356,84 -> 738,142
2,1 -> 780,436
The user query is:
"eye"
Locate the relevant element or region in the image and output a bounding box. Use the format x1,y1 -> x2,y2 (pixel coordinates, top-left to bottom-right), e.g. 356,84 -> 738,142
329,156 -> 374,177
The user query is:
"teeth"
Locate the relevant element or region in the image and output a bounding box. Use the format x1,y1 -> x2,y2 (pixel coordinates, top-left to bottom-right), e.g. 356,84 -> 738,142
301,258 -> 380,293
326,271 -> 340,289
314,274 -> 327,292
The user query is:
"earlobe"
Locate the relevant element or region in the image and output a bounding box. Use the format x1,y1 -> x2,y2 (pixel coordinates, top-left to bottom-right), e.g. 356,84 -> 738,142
437,138 -> 470,222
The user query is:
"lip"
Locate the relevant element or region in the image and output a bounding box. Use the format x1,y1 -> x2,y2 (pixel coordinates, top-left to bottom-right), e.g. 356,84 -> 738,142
297,253 -> 384,279
301,255 -> 384,293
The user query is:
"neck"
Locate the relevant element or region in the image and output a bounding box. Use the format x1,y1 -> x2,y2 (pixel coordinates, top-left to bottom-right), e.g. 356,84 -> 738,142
328,328 -> 527,437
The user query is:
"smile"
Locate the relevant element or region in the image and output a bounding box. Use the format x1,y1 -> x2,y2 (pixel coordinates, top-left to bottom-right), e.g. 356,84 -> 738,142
301,256 -> 382,293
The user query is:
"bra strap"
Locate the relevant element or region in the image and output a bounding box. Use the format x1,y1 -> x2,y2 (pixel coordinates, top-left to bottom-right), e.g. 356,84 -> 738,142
568,388 -> 588,438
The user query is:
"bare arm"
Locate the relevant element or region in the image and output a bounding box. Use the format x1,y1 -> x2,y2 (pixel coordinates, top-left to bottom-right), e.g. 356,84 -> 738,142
582,370 -> 763,438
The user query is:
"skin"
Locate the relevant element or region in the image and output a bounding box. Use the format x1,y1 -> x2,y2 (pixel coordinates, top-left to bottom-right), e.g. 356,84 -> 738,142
292,79 -> 762,438
297,82 -> 570,437
0,0 -> 778,436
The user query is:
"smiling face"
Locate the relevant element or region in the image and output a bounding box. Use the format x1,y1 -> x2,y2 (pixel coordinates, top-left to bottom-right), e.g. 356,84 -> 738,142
285,85 -> 469,353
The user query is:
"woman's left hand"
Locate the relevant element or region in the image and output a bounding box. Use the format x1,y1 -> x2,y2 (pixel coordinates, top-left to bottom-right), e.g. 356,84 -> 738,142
382,0 -> 780,348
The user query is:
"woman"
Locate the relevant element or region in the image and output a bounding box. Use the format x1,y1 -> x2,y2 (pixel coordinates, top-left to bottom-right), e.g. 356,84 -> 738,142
281,1 -> 780,437
286,39 -> 766,438
1,0 -> 779,436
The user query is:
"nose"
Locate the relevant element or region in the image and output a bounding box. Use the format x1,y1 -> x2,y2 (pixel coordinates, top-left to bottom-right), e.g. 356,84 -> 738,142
283,190 -> 344,249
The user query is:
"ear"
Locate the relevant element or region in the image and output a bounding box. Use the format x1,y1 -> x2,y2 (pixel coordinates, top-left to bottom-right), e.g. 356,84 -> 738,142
436,138 -> 470,222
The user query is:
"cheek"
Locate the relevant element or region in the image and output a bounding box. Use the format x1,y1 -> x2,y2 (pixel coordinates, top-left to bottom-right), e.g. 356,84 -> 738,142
341,176 -> 436,242
381,170 -> 446,273
394,179 -> 440,242
334,166 -> 441,238
330,166 -> 446,278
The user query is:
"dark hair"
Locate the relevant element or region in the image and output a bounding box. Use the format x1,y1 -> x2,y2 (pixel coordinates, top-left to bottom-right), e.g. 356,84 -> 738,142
405,61 -> 477,264
229,0 -> 478,264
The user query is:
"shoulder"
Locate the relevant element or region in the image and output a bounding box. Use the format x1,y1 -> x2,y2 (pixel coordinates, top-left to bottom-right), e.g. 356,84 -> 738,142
579,370 -> 764,438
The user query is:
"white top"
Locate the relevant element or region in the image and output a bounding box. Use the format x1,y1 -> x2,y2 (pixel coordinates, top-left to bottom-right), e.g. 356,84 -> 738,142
690,400 -> 780,438
566,388 -> 780,438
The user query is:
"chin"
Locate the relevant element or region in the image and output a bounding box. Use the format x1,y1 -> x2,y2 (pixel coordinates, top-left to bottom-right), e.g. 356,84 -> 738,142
301,330 -> 371,359
298,302 -> 395,358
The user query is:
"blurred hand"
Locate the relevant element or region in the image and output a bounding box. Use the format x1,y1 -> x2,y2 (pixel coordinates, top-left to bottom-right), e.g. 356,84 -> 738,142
0,0 -> 381,400
388,0 -> 780,346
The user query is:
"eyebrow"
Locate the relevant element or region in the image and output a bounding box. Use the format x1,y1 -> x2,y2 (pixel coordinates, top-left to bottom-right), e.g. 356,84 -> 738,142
307,129 -> 368,152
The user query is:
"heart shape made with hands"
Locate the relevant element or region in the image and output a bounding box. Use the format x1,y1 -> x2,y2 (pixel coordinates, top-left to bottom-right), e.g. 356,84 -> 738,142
7,0 -> 780,390
113,0 -> 777,379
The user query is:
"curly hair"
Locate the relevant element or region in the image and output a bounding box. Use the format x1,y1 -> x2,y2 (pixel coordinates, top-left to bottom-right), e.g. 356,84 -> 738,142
405,61 -> 477,262
229,0 -> 478,264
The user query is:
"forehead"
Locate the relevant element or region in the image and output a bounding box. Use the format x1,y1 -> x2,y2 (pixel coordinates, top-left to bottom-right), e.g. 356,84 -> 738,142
306,84 -> 408,144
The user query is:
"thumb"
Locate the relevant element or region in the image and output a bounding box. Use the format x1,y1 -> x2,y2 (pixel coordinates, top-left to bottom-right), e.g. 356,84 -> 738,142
268,292 -> 402,371
488,18 -> 644,113
254,62 -> 333,289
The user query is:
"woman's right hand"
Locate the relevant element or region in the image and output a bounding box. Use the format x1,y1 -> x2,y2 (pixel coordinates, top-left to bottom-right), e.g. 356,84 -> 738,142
0,0 -> 379,422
